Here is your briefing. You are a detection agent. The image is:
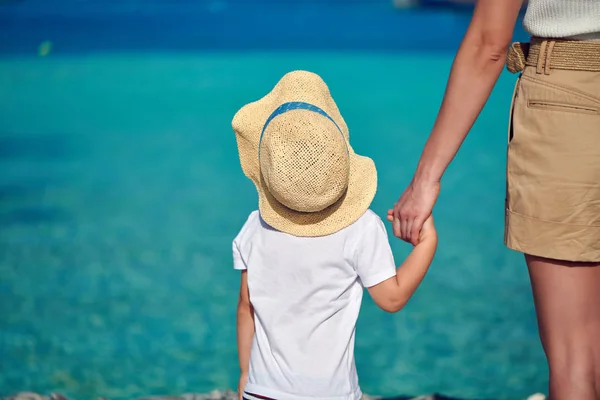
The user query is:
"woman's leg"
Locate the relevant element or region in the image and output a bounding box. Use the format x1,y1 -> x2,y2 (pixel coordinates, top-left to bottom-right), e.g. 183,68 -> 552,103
526,255 -> 600,400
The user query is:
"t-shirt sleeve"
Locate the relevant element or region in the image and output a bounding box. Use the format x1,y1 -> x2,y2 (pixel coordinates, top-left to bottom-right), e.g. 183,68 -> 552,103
233,238 -> 247,270
232,211 -> 258,271
354,213 -> 397,288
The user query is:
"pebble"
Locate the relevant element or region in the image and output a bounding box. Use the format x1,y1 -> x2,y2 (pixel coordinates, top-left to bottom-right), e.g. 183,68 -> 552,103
526,395 -> 546,400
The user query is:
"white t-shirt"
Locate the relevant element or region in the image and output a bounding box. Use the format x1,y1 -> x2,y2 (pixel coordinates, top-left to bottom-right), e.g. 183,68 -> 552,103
233,209 -> 397,400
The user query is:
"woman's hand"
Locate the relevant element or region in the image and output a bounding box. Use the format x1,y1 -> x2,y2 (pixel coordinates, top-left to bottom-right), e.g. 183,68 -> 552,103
388,179 -> 440,245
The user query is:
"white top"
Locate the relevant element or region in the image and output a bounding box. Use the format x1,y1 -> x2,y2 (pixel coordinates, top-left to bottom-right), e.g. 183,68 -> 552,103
523,0 -> 600,40
233,210 -> 397,400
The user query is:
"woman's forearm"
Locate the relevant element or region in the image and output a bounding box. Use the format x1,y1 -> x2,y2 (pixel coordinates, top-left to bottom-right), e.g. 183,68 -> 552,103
414,0 -> 523,184
415,39 -> 506,182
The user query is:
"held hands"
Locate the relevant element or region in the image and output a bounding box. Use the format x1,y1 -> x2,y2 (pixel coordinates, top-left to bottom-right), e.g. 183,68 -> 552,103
387,211 -> 436,245
387,179 -> 440,245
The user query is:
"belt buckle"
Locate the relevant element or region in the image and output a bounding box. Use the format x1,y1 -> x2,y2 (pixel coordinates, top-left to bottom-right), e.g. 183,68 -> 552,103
507,42 -> 529,74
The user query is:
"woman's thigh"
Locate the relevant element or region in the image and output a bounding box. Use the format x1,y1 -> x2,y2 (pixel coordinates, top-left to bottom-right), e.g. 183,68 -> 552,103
526,255 -> 600,364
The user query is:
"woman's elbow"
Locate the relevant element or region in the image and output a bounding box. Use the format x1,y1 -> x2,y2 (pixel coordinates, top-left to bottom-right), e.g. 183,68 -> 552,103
483,42 -> 510,64
479,31 -> 512,64
464,29 -> 511,66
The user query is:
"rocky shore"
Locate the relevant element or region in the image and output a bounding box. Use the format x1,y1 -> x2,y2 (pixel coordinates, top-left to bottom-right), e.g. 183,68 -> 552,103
2,392 -> 547,400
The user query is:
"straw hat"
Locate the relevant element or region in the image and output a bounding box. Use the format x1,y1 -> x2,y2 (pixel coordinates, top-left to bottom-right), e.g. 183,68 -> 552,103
232,70 -> 377,237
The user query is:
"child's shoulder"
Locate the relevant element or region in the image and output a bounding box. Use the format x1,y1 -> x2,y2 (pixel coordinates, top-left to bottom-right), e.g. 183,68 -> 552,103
354,209 -> 386,229
233,210 -> 261,244
344,209 -> 388,239
244,210 -> 260,225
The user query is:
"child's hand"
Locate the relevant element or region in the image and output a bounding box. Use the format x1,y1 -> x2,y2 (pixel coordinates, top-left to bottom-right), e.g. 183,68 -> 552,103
386,211 -> 436,245
386,209 -> 395,223
238,373 -> 248,400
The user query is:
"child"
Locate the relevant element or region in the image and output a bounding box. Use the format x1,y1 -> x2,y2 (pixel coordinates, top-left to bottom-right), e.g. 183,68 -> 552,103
232,71 -> 437,400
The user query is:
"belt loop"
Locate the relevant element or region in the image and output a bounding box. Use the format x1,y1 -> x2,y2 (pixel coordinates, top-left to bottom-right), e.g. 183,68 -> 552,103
544,40 -> 556,75
536,40 -> 547,74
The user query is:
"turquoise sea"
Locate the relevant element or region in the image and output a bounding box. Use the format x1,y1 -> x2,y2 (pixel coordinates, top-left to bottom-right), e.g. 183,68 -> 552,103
0,1 -> 546,399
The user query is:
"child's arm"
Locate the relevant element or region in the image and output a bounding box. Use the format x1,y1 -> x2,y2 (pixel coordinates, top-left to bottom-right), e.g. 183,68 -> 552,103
368,215 -> 437,313
237,270 -> 254,399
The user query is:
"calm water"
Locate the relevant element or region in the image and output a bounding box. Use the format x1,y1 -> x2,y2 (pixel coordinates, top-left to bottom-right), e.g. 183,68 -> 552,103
0,2 -> 545,400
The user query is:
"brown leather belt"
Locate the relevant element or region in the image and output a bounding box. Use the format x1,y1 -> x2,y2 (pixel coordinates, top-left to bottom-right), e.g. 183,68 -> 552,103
506,37 -> 600,74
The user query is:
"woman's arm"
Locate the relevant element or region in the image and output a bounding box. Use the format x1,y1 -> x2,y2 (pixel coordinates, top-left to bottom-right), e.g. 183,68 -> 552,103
414,0 -> 524,183
393,0 -> 524,244
237,270 -> 254,399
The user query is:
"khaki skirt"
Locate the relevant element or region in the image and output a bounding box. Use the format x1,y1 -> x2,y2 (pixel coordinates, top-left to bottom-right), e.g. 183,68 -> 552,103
505,38 -> 600,262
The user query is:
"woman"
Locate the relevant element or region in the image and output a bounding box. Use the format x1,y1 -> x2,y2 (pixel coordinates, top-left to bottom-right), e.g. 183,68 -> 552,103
392,0 -> 600,399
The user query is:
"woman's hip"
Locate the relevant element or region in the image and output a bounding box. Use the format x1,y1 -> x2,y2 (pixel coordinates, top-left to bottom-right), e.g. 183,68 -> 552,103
504,38 -> 600,262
